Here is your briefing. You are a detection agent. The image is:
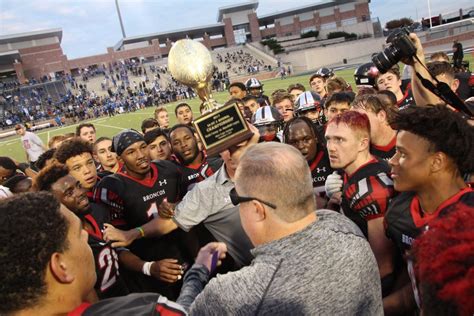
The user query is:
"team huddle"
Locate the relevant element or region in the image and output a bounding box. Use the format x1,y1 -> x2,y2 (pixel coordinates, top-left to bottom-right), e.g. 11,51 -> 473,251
0,33 -> 473,315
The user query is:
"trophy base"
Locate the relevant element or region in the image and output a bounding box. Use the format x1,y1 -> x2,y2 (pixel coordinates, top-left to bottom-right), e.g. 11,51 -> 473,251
193,102 -> 253,156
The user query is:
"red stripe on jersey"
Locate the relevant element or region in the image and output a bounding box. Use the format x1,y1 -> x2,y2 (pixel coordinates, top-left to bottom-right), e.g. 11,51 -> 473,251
68,302 -> 91,316
117,163 -> 159,188
111,218 -> 127,227
85,214 -> 103,240
86,190 -> 94,200
397,86 -> 411,107
371,135 -> 396,152
309,151 -> 324,172
410,187 -> 474,228
344,175 -> 393,221
184,151 -> 206,170
345,157 -> 378,180
205,164 -> 214,177
370,176 -> 388,215
155,303 -> 186,316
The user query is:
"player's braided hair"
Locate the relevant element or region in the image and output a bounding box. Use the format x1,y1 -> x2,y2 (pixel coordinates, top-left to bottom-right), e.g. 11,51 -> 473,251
54,138 -> 93,164
282,116 -> 325,154
0,192 -> 69,314
282,116 -> 318,144
412,204 -> 474,316
389,105 -> 474,174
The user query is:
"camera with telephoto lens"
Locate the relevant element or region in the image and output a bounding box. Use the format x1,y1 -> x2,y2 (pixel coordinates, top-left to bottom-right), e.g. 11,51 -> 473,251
372,27 -> 417,73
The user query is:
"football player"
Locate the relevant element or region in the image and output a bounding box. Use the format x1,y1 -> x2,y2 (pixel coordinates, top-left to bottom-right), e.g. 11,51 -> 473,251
325,111 -> 396,297
384,106 -> 474,314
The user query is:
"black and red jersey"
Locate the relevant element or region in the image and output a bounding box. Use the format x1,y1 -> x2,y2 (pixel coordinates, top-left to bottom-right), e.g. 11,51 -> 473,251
385,187 -> 474,256
308,150 -> 333,195
397,85 -> 415,110
384,187 -> 474,309
370,135 -> 396,161
94,160 -> 186,229
85,203 -> 129,299
341,158 -> 395,239
93,160 -> 192,261
68,293 -> 186,316
178,153 -> 223,189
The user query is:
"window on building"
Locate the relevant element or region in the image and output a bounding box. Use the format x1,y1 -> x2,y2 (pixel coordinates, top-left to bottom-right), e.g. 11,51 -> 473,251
233,24 -> 249,33
234,28 -> 247,44
320,22 -> 337,30
341,18 -> 357,26
298,12 -> 314,21
278,16 -> 294,26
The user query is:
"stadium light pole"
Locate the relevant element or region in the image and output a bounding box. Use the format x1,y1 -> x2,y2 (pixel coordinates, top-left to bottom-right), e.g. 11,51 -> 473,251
427,0 -> 433,28
115,0 -> 127,38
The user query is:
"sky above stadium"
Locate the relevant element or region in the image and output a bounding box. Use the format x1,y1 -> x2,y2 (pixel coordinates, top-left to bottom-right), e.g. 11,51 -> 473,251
0,0 -> 473,59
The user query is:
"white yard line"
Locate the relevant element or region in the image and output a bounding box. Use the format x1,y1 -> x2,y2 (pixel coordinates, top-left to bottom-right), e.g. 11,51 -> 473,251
94,123 -> 125,130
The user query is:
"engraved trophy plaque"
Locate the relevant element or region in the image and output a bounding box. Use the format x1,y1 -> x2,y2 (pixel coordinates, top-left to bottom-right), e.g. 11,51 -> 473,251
168,39 -> 252,156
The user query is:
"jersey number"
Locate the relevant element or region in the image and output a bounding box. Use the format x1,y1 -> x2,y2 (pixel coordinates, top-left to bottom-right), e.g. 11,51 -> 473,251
147,202 -> 159,219
98,247 -> 120,292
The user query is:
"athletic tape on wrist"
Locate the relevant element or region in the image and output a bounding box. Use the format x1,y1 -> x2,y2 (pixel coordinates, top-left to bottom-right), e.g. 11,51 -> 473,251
142,261 -> 153,276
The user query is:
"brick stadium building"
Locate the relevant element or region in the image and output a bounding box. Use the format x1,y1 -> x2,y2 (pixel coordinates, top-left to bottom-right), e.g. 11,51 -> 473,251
0,0 -> 373,83
117,0 -> 372,53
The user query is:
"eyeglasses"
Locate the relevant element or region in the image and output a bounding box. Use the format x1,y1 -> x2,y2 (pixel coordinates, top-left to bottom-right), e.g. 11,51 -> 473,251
229,187 -> 277,209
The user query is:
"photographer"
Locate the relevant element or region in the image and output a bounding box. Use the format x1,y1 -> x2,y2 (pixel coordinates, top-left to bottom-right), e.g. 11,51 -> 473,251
374,29 -> 472,118
407,33 -> 450,107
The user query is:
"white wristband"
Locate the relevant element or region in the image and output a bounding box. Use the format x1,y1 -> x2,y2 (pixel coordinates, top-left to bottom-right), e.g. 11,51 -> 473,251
142,261 -> 153,276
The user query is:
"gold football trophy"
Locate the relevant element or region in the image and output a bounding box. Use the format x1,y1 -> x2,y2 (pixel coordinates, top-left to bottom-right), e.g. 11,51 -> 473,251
168,39 -> 252,156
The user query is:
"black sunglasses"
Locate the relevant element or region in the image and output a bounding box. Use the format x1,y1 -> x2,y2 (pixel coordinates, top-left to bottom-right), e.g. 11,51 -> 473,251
229,188 -> 277,209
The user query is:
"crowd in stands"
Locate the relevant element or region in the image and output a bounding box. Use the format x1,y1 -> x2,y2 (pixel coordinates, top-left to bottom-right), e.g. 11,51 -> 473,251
0,33 -> 473,316
215,49 -> 273,75
0,47 -> 279,130
0,59 -> 206,130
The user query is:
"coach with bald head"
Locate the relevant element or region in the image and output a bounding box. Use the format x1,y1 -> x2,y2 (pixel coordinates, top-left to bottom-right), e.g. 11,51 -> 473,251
178,142 -> 383,314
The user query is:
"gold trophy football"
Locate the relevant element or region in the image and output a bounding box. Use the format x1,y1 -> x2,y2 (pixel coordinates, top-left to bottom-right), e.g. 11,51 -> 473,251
168,39 -> 252,156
